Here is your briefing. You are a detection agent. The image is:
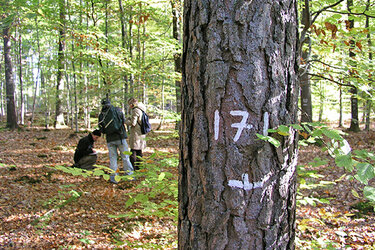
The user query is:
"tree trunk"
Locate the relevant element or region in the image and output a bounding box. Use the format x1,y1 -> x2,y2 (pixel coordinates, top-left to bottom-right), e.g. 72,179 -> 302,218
179,1 -> 299,249
300,51 -> 312,123
339,86 -> 343,127
18,32 -> 25,125
55,0 -> 66,128
118,0 -> 130,114
31,11 -> 42,128
299,0 -> 312,123
347,0 -> 360,132
3,26 -> 18,129
318,83 -> 324,122
171,0 -> 182,130
129,5 -> 134,97
365,0 -> 372,131
0,69 -> 4,120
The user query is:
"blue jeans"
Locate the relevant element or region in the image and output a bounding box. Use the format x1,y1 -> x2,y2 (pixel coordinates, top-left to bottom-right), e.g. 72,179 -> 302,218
107,139 -> 134,182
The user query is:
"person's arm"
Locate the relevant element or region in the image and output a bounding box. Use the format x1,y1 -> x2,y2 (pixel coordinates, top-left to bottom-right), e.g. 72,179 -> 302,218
128,108 -> 140,127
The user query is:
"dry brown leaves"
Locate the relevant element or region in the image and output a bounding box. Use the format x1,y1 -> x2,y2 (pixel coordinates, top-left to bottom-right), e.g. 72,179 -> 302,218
0,125 -> 374,249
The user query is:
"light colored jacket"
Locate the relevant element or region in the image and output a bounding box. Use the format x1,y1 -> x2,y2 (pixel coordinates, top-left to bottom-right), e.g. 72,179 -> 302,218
126,102 -> 147,150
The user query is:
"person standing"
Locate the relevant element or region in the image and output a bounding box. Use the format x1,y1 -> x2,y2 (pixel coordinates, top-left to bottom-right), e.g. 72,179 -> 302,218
126,98 -> 147,170
73,129 -> 101,170
99,99 -> 134,183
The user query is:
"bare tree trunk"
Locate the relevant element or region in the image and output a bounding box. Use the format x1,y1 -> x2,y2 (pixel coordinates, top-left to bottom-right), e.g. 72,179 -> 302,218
171,0 -> 182,130
365,0 -> 372,131
3,26 -> 18,129
339,86 -> 343,127
318,83 -> 324,122
348,0 -> 360,132
17,32 -> 25,125
0,68 -> 4,120
179,1 -> 299,249
129,5 -> 134,97
54,0 -> 66,128
118,0 -> 130,114
299,0 -> 312,123
31,11 -> 42,128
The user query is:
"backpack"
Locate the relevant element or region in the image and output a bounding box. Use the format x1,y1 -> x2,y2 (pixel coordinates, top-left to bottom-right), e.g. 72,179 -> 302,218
137,109 -> 151,134
99,106 -> 124,135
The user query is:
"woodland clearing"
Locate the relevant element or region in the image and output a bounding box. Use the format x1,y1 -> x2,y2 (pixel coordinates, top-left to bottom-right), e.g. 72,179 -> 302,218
0,123 -> 374,249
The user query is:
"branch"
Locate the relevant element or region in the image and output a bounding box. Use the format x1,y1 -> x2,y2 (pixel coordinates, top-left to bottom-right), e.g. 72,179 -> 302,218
311,0 -> 345,26
308,59 -> 347,71
308,73 -> 352,87
323,9 -> 375,18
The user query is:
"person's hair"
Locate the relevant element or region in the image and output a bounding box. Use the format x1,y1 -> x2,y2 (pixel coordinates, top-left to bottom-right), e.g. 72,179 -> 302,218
101,99 -> 111,106
128,98 -> 138,105
92,129 -> 102,137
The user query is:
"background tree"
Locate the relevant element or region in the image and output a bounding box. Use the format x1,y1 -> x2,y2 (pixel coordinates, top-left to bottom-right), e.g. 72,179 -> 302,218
179,0 -> 299,248
54,0 -> 66,128
1,2 -> 18,129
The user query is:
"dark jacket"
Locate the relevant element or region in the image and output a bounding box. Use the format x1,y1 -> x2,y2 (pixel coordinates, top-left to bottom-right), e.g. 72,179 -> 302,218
74,133 -> 95,163
99,104 -> 127,143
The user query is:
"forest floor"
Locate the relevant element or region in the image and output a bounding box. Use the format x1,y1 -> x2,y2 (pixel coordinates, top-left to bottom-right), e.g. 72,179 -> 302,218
0,122 -> 374,249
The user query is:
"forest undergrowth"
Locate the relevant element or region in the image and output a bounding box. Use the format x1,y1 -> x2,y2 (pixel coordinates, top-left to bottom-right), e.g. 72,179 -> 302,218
0,122 -> 374,249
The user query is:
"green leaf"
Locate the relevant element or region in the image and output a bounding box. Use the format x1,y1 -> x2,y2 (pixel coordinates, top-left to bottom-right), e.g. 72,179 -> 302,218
277,125 -> 290,136
351,189 -> 360,198
115,175 -> 121,182
364,186 -> 375,203
158,172 -> 166,181
290,124 -> 304,130
108,213 -> 128,218
335,154 -> 353,171
322,128 -> 342,140
331,14 -> 342,20
355,163 -> 375,185
256,134 -> 281,148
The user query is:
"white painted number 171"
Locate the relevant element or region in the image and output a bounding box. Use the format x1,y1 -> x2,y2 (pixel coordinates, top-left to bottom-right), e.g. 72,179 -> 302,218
214,110 -> 253,142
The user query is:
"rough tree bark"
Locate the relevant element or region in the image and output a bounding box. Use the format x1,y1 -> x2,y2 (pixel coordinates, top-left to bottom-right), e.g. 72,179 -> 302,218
179,0 -> 299,249
3,25 -> 18,129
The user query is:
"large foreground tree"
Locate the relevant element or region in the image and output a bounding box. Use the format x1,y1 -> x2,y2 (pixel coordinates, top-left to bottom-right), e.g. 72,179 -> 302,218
179,0 -> 299,249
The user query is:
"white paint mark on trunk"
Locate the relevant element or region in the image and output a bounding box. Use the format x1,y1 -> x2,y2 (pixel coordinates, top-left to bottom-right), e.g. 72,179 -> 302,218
214,110 -> 220,140
228,173 -> 264,191
263,112 -> 269,136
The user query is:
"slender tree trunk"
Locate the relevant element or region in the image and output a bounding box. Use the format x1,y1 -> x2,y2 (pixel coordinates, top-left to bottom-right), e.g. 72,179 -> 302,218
172,0 -> 182,130
179,1 -> 299,249
3,26 -> 18,129
31,12 -> 42,128
129,5 -> 134,97
318,83 -> 324,122
55,0 -> 66,128
348,0 -> 360,132
365,0 -> 372,131
118,0 -> 130,114
142,15 -> 147,105
0,67 -> 4,120
18,32 -> 25,125
299,0 -> 312,123
339,86 -> 343,127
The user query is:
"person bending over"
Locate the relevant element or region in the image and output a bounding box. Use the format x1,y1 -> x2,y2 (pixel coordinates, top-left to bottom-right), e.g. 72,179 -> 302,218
73,129 -> 101,170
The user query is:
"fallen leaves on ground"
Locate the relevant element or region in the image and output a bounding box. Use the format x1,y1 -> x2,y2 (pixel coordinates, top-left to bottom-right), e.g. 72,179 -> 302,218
0,125 -> 374,249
